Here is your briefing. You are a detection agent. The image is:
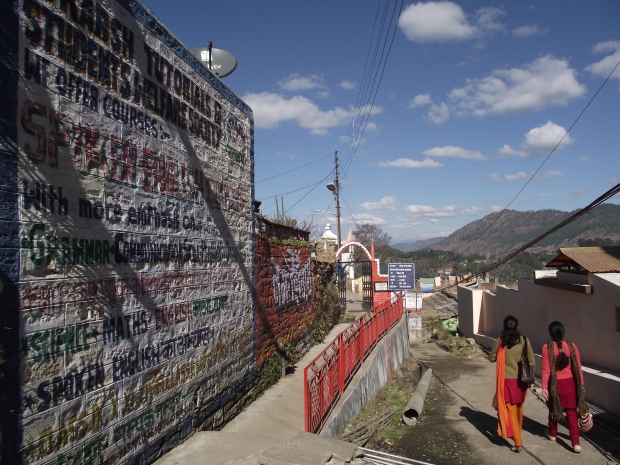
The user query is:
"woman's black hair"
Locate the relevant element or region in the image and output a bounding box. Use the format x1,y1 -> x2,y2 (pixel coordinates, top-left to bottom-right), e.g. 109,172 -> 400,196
501,315 -> 521,349
549,321 -> 569,371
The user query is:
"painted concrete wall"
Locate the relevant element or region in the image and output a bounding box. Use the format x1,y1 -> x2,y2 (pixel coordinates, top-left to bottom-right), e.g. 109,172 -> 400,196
0,1 -> 255,463
458,276 -> 620,415
255,218 -> 312,366
321,316 -> 410,438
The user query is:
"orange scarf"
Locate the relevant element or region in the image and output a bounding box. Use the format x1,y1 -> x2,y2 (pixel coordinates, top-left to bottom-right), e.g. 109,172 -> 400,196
493,341 -> 514,438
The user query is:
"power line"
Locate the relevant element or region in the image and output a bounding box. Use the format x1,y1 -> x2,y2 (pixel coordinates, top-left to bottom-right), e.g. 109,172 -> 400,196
341,0 -> 404,180
255,153 -> 332,183
458,57 -> 620,257
283,169 -> 335,215
258,167 -> 335,201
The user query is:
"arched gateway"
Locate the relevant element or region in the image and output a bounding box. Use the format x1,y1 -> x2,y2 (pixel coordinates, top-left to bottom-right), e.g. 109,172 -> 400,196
335,242 -> 374,311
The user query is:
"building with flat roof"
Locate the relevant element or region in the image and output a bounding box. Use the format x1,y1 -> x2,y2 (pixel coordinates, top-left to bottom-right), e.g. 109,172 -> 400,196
459,246 -> 620,416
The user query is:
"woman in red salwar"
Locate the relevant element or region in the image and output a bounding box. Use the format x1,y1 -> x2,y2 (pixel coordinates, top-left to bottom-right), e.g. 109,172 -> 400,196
489,315 -> 536,452
541,321 -> 586,453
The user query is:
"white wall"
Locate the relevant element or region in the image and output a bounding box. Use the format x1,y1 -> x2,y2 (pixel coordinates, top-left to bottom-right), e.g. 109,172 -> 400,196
458,275 -> 620,415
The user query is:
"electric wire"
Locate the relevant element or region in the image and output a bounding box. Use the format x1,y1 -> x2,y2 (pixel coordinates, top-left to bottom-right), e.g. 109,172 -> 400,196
255,153 -> 333,183
437,181 -> 620,292
257,181 -> 326,201
283,169 -> 336,214
341,0 -> 404,180
458,57 -> 620,257
339,0 -> 384,154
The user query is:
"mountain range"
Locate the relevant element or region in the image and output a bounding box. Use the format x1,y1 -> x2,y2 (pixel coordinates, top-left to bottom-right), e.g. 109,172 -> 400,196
391,237 -> 445,252
393,203 -> 620,257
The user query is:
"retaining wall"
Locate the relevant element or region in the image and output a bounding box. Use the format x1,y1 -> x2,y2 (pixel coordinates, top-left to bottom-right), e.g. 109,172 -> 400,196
321,316 -> 410,437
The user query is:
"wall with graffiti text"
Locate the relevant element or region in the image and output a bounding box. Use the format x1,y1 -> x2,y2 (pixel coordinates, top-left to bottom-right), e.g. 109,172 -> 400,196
254,218 -> 312,367
0,0 -> 254,463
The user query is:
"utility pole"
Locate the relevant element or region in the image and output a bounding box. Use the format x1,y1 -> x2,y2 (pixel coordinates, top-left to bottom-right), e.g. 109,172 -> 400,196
335,150 -> 342,249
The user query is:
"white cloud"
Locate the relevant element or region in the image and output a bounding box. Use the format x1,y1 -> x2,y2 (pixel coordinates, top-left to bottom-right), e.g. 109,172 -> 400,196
391,217 -> 424,229
519,196 -> 533,202
463,206 -> 484,215
570,189 -> 589,197
523,121 -> 574,154
504,171 -> 529,181
372,158 -> 443,169
403,204 -> 481,223
536,170 -> 565,181
345,214 -> 386,225
497,144 -> 529,158
359,196 -> 398,211
585,40 -> 620,85
338,80 -> 356,90
536,170 -> 566,181
423,145 -> 486,160
243,92 -> 382,135
512,25 -> 548,38
576,157 -> 591,163
408,93 -> 432,108
427,103 -> 450,124
278,73 -> 327,92
490,205 -> 504,212
448,55 -> 586,116
488,173 -> 502,181
398,2 -> 505,43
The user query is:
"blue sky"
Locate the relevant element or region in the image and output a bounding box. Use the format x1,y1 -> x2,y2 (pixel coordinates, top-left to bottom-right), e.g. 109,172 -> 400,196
141,0 -> 620,243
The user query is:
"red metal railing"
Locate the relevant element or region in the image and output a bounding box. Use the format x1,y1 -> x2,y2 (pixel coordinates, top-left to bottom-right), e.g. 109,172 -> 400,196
304,294 -> 404,433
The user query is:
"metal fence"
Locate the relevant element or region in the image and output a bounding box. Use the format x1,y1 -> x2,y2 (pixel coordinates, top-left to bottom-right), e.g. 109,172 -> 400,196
303,294 -> 404,433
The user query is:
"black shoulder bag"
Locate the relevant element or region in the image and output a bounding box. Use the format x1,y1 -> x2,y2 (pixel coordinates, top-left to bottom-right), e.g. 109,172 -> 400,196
519,337 -> 535,385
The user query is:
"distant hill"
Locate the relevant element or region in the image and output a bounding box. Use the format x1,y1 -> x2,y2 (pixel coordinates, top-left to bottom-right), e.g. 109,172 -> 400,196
431,204 -> 620,257
392,237 -> 446,252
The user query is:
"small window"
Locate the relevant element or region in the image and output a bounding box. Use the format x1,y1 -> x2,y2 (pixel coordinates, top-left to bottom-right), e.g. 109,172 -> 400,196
616,308 -> 620,333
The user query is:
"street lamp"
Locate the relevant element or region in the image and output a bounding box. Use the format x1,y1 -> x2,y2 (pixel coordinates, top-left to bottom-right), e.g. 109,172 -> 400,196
326,178 -> 341,248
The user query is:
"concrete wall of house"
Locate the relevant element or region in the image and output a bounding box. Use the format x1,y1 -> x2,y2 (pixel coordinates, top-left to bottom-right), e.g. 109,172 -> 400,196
255,219 -> 312,366
459,276 -> 620,414
0,1 -> 256,463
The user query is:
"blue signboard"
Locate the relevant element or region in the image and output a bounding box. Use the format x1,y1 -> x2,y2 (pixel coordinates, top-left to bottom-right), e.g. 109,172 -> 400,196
388,263 -> 415,290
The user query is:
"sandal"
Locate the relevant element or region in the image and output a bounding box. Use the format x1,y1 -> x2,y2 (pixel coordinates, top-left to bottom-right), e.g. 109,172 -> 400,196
510,446 -> 522,453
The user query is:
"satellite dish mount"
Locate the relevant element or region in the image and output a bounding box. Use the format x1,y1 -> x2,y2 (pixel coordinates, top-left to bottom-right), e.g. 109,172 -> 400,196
190,42 -> 237,78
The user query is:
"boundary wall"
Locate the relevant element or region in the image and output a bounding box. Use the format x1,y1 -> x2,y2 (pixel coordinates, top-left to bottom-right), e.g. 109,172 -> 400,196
321,316 -> 410,438
458,276 -> 620,416
0,1 -> 264,464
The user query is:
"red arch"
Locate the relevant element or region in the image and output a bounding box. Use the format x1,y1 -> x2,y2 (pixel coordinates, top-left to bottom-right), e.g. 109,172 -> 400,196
335,242 -> 372,261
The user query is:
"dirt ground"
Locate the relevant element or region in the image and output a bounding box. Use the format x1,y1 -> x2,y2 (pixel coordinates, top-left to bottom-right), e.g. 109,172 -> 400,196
338,337 -> 617,465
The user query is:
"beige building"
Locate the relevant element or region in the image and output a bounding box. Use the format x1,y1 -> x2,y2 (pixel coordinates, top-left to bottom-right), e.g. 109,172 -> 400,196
458,247 -> 620,416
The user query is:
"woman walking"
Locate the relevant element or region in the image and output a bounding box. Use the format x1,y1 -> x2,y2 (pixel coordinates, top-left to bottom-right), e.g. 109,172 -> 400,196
489,315 -> 535,452
542,321 -> 587,453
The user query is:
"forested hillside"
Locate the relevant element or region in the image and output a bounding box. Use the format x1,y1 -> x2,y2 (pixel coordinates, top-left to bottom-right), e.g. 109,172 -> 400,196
431,204 -> 620,257
378,203 -> 620,282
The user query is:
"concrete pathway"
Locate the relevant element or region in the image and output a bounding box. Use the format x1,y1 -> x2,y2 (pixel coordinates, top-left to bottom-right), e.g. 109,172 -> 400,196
154,322 -> 360,465
412,342 -> 611,465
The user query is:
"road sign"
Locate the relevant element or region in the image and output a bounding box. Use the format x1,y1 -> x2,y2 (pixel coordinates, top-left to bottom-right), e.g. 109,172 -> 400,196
388,263 -> 415,290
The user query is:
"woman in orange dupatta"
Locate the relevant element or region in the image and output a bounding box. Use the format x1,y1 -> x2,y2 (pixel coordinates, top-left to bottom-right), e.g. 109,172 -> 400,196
489,316 -> 536,452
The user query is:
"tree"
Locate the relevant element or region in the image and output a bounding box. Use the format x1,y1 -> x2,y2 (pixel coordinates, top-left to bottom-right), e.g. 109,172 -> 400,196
353,224 -> 392,252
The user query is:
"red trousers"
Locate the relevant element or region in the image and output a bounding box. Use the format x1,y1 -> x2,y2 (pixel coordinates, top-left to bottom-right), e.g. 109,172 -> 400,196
548,378 -> 580,446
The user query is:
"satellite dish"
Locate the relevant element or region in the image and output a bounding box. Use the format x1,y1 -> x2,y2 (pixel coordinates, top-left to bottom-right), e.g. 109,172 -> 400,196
190,45 -> 237,78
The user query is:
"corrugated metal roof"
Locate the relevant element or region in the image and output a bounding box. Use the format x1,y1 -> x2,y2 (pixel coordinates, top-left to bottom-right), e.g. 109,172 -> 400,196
545,246 -> 620,273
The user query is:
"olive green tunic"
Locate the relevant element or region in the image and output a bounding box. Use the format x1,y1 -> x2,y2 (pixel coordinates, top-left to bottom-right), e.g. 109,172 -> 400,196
489,336 -> 536,379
